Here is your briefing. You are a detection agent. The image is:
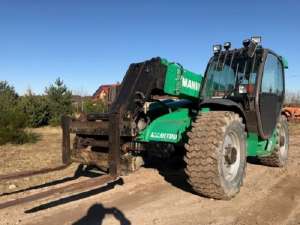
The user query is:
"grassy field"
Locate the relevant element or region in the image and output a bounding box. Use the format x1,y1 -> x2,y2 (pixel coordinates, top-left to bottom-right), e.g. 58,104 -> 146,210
0,127 -> 79,194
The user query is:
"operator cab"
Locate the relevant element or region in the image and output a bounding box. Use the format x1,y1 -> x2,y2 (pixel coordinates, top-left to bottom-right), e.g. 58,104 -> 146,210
200,37 -> 288,139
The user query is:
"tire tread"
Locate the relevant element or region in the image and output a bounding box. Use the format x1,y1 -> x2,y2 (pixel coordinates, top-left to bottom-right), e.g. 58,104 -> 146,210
185,111 -> 245,199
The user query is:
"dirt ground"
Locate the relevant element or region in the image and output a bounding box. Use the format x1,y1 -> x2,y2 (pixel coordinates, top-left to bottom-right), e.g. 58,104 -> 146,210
0,124 -> 300,225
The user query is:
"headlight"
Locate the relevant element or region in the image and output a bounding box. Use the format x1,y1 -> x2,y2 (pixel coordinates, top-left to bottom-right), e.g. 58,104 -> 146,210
224,42 -> 231,50
213,44 -> 222,54
239,85 -> 247,94
242,39 -> 251,48
251,36 -> 262,45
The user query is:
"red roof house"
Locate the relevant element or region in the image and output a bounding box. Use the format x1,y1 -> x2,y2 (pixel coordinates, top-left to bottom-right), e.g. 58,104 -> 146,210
92,84 -> 119,101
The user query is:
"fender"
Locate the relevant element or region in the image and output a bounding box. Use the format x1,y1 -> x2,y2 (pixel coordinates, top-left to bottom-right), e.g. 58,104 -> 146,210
199,98 -> 248,127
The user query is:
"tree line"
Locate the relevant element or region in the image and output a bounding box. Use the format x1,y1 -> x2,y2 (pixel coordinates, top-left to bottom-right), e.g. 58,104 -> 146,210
0,78 -> 106,145
1,77 -> 299,146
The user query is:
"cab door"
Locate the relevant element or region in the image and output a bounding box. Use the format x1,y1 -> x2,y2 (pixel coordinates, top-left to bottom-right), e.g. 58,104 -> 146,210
258,53 -> 284,138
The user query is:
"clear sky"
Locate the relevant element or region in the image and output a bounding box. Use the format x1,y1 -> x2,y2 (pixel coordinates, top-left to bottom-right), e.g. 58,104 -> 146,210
0,0 -> 299,95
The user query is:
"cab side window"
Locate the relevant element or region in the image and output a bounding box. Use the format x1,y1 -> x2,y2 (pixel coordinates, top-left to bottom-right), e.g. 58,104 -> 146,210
261,54 -> 284,95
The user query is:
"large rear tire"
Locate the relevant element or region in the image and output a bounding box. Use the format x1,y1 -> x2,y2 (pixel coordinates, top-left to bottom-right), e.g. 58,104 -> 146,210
185,111 -> 247,200
259,115 -> 289,167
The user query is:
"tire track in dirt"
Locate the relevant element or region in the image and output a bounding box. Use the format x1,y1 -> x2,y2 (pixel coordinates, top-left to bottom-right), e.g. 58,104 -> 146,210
21,165 -> 299,225
0,123 -> 299,225
234,175 -> 300,225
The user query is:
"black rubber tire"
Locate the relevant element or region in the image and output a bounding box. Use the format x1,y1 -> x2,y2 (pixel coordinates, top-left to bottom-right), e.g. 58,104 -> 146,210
259,115 -> 289,167
184,111 -> 247,200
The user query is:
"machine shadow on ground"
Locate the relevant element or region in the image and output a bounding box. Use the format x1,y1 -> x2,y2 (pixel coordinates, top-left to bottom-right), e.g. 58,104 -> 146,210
144,152 -> 268,197
25,177 -> 124,213
24,164 -> 124,213
23,151 -> 270,214
247,156 -> 264,166
0,164 -> 101,197
143,152 -> 198,196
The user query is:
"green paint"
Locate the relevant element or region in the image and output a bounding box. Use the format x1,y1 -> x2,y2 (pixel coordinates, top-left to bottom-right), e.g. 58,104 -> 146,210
137,104 -> 278,157
161,59 -> 203,99
135,58 -> 279,157
137,108 -> 191,143
200,107 -> 210,113
148,99 -> 190,113
247,132 -> 277,157
280,56 -> 288,69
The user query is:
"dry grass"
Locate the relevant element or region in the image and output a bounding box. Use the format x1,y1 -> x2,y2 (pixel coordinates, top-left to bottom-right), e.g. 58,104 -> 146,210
289,121 -> 300,139
0,126 -> 78,194
0,127 -> 62,175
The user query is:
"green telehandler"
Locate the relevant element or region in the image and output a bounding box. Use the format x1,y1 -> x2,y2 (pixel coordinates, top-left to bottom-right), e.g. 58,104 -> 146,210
61,37 -> 289,200
0,37 -> 290,211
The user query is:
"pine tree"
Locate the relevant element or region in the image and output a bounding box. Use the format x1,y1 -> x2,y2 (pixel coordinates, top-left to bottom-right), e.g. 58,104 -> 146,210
45,78 -> 73,125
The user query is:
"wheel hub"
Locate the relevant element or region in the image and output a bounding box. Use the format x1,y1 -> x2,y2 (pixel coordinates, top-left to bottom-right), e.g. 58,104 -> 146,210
225,146 -> 237,165
280,134 -> 285,147
222,132 -> 241,182
279,125 -> 288,158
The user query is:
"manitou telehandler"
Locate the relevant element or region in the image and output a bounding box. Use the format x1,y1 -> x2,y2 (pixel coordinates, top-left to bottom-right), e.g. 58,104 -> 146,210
0,37 -> 289,202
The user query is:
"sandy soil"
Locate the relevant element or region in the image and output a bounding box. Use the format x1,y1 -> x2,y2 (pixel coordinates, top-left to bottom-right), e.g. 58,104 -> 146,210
0,127 -> 78,194
0,124 -> 299,225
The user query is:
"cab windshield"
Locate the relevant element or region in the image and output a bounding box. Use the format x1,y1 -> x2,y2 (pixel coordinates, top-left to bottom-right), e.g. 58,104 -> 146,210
201,51 -> 260,98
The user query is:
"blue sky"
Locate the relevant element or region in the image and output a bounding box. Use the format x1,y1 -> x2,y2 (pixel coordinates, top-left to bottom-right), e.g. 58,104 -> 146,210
0,0 -> 299,95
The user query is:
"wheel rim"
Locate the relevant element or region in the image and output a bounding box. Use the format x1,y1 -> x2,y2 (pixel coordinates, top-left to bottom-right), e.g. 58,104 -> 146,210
222,131 -> 241,182
279,125 -> 288,159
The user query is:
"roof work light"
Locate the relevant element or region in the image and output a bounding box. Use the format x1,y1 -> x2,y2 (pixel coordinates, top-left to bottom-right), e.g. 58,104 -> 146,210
213,44 -> 222,54
251,36 -> 262,45
224,42 -> 231,50
243,39 -> 251,48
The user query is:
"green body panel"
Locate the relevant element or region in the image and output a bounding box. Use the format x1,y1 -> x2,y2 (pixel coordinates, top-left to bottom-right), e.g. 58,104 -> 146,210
137,108 -> 191,143
247,132 -> 277,157
161,59 -> 203,99
200,107 -> 210,113
135,58 -> 278,157
137,103 -> 277,157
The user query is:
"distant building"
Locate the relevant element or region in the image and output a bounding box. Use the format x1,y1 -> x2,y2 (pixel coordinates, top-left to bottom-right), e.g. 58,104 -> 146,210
72,95 -> 91,103
92,84 -> 119,102
72,95 -> 92,114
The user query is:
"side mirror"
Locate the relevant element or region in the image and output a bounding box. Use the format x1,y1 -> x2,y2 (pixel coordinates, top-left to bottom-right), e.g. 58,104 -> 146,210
280,56 -> 288,69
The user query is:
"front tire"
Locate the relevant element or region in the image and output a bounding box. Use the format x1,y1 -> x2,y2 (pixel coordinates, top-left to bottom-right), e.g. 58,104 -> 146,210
184,111 -> 247,200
